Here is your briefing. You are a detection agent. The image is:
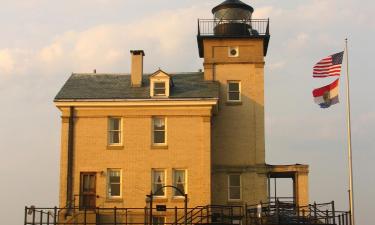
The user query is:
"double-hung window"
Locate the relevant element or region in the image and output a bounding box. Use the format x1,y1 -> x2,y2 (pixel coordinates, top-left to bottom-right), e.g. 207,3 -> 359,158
108,118 -> 122,145
107,169 -> 121,198
152,117 -> 166,145
152,169 -> 166,197
228,174 -> 241,201
153,82 -> 166,96
173,170 -> 186,196
227,81 -> 241,102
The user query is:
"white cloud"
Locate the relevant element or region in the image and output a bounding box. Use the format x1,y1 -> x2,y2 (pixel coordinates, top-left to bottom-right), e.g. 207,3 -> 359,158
268,61 -> 286,71
286,32 -> 310,50
1,5 -> 209,78
0,49 -> 15,75
39,43 -> 64,63
253,6 -> 283,18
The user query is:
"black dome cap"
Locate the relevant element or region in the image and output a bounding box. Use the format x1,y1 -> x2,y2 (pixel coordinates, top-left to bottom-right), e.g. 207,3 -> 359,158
212,0 -> 254,14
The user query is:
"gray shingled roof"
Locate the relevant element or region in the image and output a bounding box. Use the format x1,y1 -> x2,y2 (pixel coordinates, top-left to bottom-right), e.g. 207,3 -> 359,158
54,72 -> 219,100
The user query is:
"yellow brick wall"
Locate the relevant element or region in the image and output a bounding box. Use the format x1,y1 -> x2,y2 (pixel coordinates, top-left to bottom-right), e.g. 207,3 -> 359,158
58,105 -> 213,209
203,38 -> 268,205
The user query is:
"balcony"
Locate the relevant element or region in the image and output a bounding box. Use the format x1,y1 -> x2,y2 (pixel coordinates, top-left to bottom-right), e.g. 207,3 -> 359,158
197,19 -> 270,57
198,19 -> 269,37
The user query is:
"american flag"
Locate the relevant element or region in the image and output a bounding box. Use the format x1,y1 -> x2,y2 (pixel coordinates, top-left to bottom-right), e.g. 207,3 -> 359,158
313,51 -> 344,78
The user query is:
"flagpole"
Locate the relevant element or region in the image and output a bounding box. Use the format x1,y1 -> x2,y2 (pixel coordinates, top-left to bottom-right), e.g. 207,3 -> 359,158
344,38 -> 355,225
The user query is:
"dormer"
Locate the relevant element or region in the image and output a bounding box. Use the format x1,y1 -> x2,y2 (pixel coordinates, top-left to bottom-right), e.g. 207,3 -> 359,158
150,69 -> 171,98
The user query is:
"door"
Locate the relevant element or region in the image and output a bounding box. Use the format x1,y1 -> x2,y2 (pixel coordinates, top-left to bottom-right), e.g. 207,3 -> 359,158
80,172 -> 96,209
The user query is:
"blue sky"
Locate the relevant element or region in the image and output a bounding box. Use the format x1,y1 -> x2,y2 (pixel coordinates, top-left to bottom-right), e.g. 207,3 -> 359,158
0,1 -> 374,225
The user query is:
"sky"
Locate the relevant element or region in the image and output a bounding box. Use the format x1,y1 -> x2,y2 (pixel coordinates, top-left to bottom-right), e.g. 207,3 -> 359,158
0,0 -> 374,224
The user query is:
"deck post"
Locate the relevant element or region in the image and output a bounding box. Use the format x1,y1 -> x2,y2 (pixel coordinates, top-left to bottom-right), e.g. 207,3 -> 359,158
53,207 -> 57,225
332,201 -> 336,225
24,207 -> 28,225
32,208 -> 36,225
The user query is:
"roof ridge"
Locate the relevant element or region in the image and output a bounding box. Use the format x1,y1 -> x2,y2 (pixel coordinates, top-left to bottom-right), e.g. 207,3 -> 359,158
71,72 -> 204,76
72,73 -> 130,76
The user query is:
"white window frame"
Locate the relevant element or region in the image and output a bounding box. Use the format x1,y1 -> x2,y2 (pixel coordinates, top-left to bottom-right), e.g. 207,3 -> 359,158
153,81 -> 166,96
107,169 -> 122,199
152,117 -> 167,146
228,174 -> 242,201
108,117 -> 122,146
227,81 -> 241,102
173,169 -> 187,197
152,169 -> 167,197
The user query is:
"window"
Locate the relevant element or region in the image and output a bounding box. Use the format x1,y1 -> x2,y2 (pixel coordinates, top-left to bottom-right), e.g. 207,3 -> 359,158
173,170 -> 186,196
108,118 -> 122,145
153,82 -> 166,96
228,46 -> 239,57
152,216 -> 165,225
228,174 -> 241,201
107,169 -> 121,198
152,169 -> 166,197
227,81 -> 241,102
152,117 -> 166,145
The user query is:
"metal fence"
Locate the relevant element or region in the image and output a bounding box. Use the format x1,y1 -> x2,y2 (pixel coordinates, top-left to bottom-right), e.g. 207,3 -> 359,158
246,201 -> 352,225
25,201 -> 350,225
198,19 -> 270,37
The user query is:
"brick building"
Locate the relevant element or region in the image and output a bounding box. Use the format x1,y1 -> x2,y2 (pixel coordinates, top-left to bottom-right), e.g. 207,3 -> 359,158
52,1 -> 311,224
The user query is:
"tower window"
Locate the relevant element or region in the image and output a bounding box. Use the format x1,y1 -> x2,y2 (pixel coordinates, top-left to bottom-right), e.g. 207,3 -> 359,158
227,81 -> 241,102
228,174 -> 241,201
228,46 -> 239,57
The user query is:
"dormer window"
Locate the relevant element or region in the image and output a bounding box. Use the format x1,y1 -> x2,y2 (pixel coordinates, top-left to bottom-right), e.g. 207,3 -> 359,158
150,69 -> 171,97
153,82 -> 166,96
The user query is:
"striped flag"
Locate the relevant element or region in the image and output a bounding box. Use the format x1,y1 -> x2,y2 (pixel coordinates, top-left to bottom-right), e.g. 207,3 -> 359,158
312,79 -> 339,108
313,51 -> 344,78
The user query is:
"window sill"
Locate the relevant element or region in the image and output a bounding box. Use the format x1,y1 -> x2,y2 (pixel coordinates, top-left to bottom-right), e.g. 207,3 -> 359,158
171,197 -> 186,202
106,198 -> 124,203
152,95 -> 169,98
226,101 -> 242,106
107,145 -> 124,150
151,145 -> 168,150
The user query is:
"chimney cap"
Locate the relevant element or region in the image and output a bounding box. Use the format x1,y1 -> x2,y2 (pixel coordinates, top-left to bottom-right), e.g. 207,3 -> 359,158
130,50 -> 145,56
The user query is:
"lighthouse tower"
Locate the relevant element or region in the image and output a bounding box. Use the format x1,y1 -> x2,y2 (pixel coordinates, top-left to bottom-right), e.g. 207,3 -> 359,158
198,0 -> 270,205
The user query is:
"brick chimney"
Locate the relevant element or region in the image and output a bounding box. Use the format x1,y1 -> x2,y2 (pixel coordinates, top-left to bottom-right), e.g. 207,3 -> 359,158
130,50 -> 145,87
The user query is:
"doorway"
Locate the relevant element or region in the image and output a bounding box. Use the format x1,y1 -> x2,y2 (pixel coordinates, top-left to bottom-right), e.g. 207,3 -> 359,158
80,172 -> 96,209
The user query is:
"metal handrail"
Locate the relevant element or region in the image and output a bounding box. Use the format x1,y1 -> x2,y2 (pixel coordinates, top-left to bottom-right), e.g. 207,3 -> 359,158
197,19 -> 270,37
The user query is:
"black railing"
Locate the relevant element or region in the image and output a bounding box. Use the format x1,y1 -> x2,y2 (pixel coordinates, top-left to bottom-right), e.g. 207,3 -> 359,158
246,200 -> 351,225
198,19 -> 270,37
25,202 -> 349,225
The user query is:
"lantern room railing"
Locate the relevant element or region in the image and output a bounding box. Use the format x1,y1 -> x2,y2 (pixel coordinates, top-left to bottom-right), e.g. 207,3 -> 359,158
198,19 -> 269,37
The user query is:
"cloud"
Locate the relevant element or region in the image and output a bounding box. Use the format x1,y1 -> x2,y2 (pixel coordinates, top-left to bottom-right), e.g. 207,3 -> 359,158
0,5 -> 210,78
253,6 -> 283,18
268,61 -> 286,71
0,49 -> 15,75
